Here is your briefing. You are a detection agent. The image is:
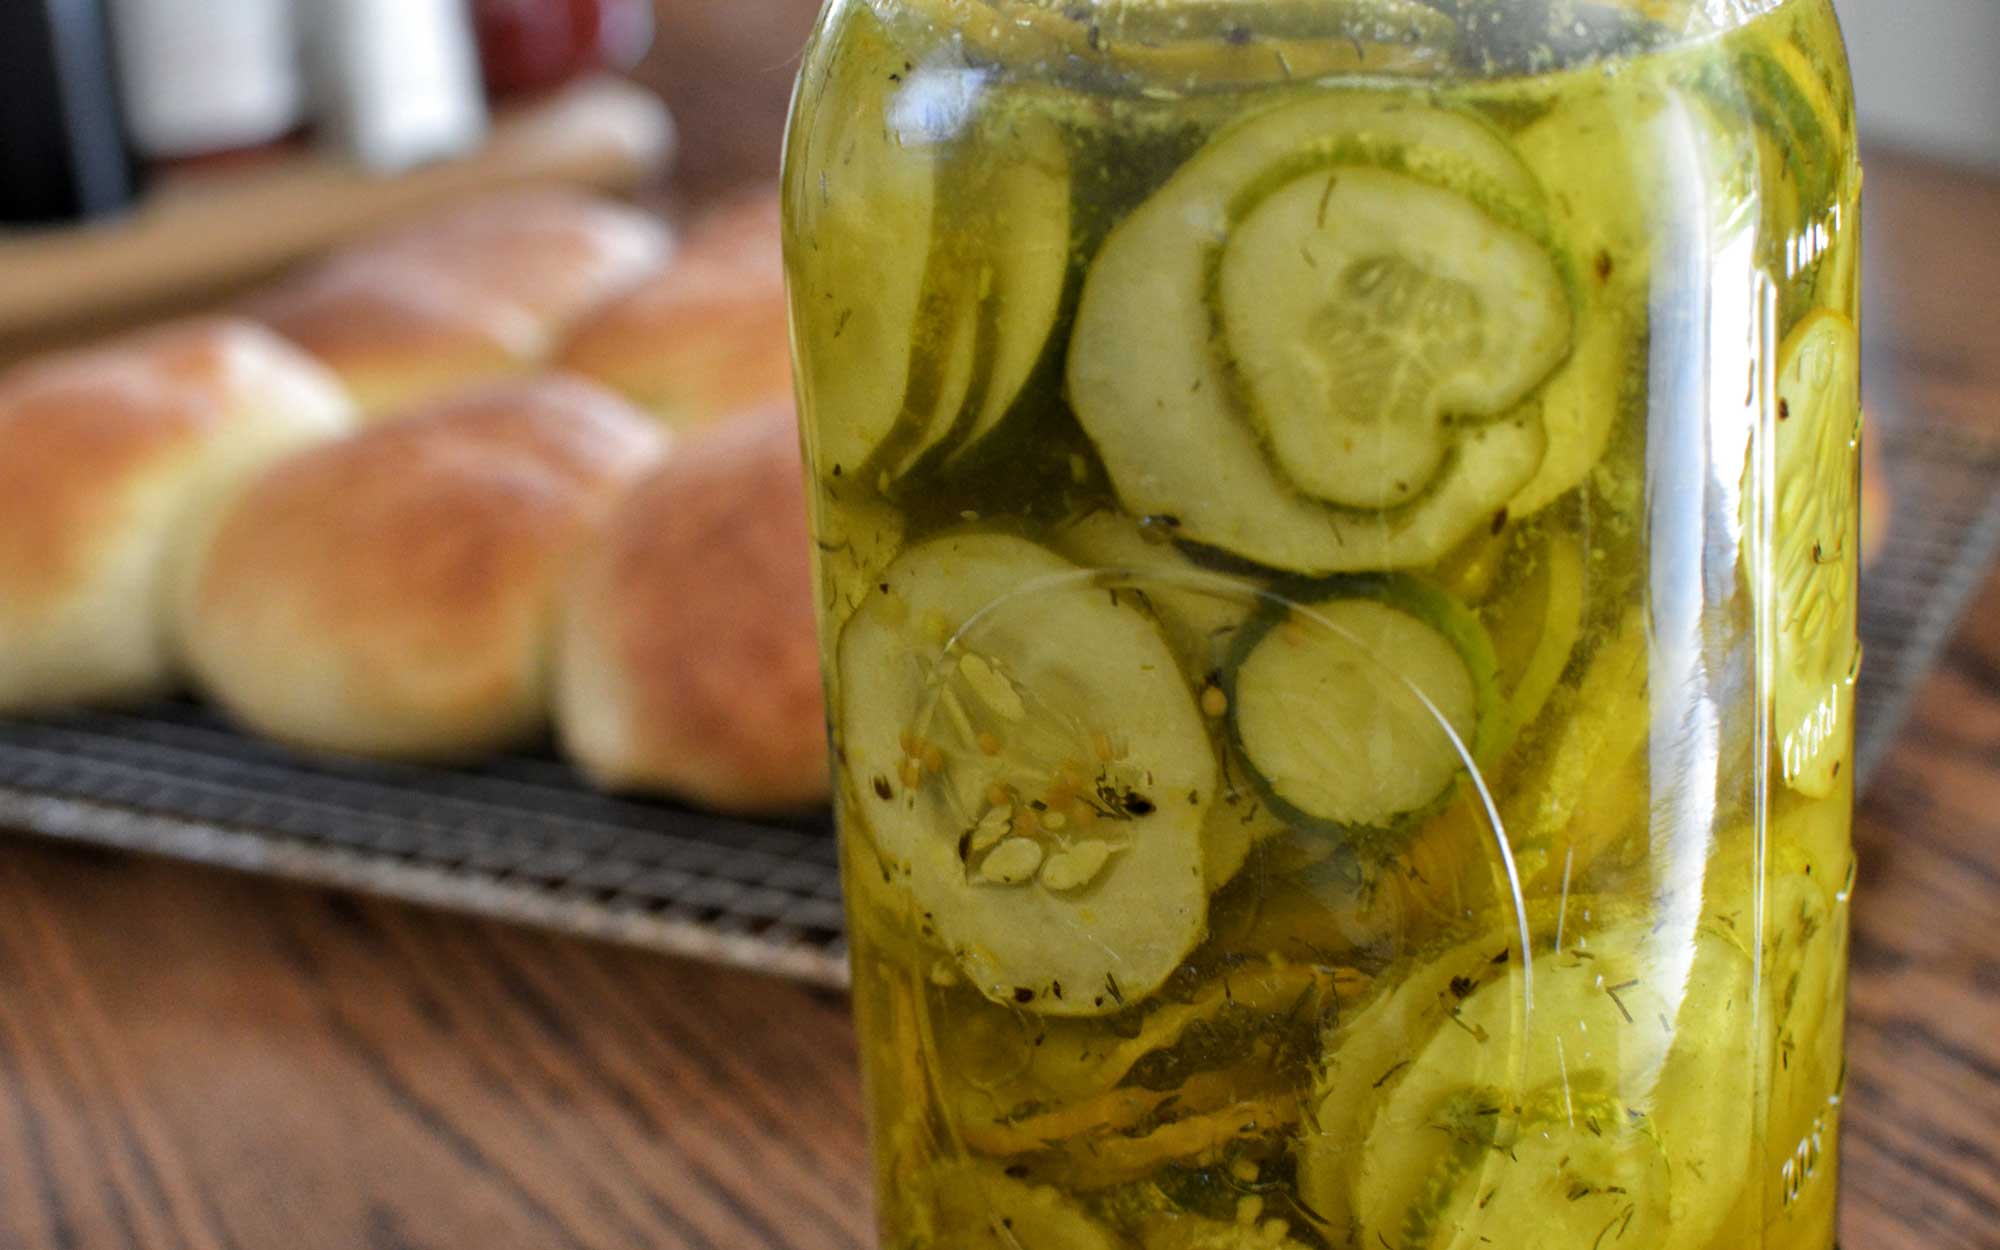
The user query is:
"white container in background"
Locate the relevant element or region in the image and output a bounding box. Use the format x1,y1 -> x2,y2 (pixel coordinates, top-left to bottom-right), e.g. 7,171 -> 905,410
303,0 -> 489,173
109,0 -> 304,159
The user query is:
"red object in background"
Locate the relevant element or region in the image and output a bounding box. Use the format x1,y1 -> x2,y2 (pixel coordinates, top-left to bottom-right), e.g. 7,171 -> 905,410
474,0 -> 654,98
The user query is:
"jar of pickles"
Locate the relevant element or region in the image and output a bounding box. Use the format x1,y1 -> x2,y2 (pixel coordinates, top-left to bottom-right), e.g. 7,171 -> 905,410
782,2 -> 1861,1247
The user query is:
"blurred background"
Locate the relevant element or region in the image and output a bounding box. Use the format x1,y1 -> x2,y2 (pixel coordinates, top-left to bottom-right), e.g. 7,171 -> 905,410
4,0 -> 1994,368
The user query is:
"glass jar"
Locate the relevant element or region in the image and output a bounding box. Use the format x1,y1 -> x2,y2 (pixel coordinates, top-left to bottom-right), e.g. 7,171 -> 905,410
781,3 -> 1860,1248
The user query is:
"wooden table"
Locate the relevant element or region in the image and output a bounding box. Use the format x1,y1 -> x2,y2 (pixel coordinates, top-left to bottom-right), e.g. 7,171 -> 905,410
1,145 -> 1995,1250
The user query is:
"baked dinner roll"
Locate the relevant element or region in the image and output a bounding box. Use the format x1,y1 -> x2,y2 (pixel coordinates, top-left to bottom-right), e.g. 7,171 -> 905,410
179,376 -> 666,759
557,400 -> 829,811
557,187 -> 794,431
0,319 -> 355,714
253,189 -> 671,419
248,255 -> 541,420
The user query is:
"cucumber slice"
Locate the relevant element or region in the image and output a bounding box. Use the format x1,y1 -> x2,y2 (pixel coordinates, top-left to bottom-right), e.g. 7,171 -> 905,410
1508,94 -> 1652,517
941,105 -> 1073,468
809,483 -> 907,634
1740,43 -> 1849,241
1484,526 -> 1588,751
1225,578 -> 1499,836
943,959 -> 1350,1147
883,100 -> 1073,480
786,8 -> 939,482
838,533 -> 1215,1014
1771,312 -> 1861,798
1761,841 -> 1849,1242
1221,168 -> 1570,510
1299,929 -> 1518,1239
1366,1084 -> 1674,1250
788,22 -> 1071,486
1303,917 -> 1757,1250
1069,93 -> 1569,575
1052,511 -> 1284,887
1502,606 -> 1650,888
877,280 -> 985,480
1053,510 -> 1260,680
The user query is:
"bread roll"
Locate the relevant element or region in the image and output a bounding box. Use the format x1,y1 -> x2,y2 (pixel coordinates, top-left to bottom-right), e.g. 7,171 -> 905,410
558,400 -> 829,811
557,188 -> 794,431
253,189 -> 672,419
0,319 -> 355,714
179,376 -> 666,759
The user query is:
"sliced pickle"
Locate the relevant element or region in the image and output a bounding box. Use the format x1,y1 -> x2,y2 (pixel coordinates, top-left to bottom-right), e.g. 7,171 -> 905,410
1053,511 -> 1286,886
838,533 -> 1215,1014
812,484 -> 908,634
790,32 -> 1071,486
888,99 -> 1074,479
1221,168 -> 1570,511
1297,929 -> 1518,1238
1366,1085 -> 1673,1250
1761,812 -> 1850,1242
1503,606 -> 1651,887
1069,93 -> 1570,575
1053,510 -> 1261,674
1059,1097 -> 1300,1189
1741,42 -> 1851,243
941,959 -> 1360,1151
1771,311 -> 1861,798
1226,578 -> 1500,837
878,285 -> 985,479
787,8 -> 940,481
942,105 -> 1073,467
1484,525 -> 1589,751
1302,916 -> 1756,1250
956,961 -> 1352,1159
1508,91 -> 1653,517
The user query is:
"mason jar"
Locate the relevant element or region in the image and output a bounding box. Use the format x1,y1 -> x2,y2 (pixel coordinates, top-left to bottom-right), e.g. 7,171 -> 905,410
782,3 -> 1861,1247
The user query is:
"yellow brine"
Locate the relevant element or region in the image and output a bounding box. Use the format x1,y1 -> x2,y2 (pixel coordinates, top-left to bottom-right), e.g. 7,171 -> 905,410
782,2 -> 1860,1247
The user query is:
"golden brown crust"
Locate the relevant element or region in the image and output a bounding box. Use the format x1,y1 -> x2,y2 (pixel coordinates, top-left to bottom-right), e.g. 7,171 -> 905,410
181,375 -> 665,758
0,363 -> 213,602
559,400 -> 828,811
374,188 -> 673,328
557,187 -> 794,431
0,318 -> 356,712
0,318 -> 352,600
252,190 -> 671,419
401,373 -> 674,492
248,258 -> 539,417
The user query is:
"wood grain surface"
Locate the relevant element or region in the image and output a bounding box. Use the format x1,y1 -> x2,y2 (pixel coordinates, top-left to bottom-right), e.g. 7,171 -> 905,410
0,846 -> 871,1250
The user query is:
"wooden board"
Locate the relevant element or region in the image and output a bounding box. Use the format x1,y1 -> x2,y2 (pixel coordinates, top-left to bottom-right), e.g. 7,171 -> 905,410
0,76 -> 674,348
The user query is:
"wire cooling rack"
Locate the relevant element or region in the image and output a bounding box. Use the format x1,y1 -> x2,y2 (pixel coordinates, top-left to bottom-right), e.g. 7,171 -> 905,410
1854,417 -> 2000,786
0,701 -> 849,986
1,416 -> 1994,990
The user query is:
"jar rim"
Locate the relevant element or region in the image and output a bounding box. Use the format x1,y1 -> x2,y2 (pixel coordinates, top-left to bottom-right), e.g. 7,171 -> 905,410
866,0 -> 1801,88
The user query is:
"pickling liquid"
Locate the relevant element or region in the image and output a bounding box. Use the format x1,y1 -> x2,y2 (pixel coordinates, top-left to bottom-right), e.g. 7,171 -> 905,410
782,2 -> 1860,1247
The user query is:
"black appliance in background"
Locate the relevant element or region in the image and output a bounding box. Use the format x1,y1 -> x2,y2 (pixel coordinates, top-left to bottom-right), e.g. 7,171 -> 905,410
0,0 -> 142,226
